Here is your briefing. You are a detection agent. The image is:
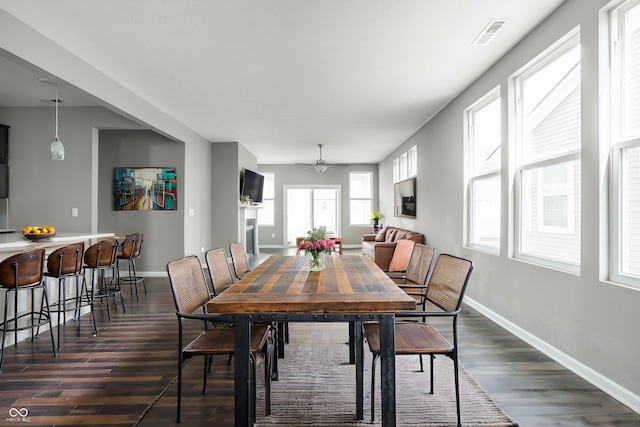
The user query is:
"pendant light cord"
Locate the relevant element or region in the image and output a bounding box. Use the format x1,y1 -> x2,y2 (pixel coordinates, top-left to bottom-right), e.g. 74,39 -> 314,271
55,85 -> 59,138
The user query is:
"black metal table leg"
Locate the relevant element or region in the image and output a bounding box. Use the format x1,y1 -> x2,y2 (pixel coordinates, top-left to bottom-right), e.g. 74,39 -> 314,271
234,316 -> 252,427
355,320 -> 364,420
379,314 -> 396,427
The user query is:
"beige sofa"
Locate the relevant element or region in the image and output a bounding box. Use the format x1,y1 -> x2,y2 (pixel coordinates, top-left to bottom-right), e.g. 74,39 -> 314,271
361,226 -> 424,271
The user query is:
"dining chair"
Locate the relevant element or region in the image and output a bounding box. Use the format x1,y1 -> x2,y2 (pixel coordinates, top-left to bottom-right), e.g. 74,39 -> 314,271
204,248 -> 235,296
166,255 -> 273,423
0,248 -> 56,372
117,232 -> 146,300
364,253 -> 474,426
229,242 -> 250,280
386,244 -> 436,311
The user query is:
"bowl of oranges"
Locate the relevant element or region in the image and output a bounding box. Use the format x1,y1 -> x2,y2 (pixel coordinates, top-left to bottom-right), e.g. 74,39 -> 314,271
22,226 -> 56,241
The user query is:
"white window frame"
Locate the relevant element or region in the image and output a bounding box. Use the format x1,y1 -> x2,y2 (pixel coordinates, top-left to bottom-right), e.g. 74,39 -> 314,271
465,87 -> 501,254
349,171 -> 373,226
610,0 -> 640,287
512,29 -> 582,273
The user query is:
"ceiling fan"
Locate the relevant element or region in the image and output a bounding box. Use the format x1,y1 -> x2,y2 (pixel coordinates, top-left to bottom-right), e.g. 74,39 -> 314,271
299,144 -> 340,173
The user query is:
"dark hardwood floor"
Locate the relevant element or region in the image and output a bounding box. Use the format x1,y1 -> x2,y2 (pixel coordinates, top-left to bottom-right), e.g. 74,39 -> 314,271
1,249 -> 638,426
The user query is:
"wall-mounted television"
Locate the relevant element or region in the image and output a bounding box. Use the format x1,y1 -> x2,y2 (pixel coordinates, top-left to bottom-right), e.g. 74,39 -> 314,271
240,168 -> 264,204
394,177 -> 416,218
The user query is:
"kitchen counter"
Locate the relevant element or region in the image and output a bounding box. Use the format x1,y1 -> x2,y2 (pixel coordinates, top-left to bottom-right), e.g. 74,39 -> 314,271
0,232 -> 115,257
0,231 -> 116,348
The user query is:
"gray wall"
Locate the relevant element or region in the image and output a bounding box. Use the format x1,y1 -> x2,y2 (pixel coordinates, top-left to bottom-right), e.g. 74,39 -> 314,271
210,142 -> 258,252
98,129 -> 185,272
257,164 -> 378,246
378,0 -> 640,411
0,106 -> 141,230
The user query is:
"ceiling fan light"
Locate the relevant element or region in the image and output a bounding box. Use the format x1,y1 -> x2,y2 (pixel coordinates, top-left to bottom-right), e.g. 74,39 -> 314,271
314,164 -> 328,173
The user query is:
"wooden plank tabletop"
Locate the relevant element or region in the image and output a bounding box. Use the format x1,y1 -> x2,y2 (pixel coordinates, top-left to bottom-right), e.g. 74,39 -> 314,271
206,255 -> 416,314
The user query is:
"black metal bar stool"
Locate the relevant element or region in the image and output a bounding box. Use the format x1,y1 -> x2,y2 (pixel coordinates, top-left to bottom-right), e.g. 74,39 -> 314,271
44,242 -> 96,347
83,239 -> 124,321
117,232 -> 146,301
0,247 -> 56,373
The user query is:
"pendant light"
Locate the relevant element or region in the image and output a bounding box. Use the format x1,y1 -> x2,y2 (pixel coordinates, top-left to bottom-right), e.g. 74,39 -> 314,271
49,85 -> 65,160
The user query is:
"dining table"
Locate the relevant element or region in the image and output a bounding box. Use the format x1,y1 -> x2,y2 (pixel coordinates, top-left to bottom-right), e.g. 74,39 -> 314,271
206,254 -> 416,427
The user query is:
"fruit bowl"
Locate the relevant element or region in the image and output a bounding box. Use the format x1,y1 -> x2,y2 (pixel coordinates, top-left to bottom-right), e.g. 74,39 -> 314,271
22,226 -> 56,241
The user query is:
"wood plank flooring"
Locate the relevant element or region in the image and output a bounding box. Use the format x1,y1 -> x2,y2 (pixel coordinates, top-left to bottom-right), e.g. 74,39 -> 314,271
1,249 -> 639,426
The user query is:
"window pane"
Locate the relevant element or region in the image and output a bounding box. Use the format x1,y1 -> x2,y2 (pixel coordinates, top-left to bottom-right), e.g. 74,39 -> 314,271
472,97 -> 501,175
399,153 -> 408,181
262,173 -> 275,198
470,175 -> 500,248
350,200 -> 372,225
408,146 -> 417,177
621,145 -> 640,277
520,159 -> 581,264
258,200 -> 274,225
313,189 -> 337,234
350,173 -> 372,198
521,44 -> 581,163
393,159 -> 400,183
622,5 -> 640,139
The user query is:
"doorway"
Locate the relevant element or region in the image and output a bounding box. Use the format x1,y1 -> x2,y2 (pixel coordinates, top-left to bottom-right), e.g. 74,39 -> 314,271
284,186 -> 340,245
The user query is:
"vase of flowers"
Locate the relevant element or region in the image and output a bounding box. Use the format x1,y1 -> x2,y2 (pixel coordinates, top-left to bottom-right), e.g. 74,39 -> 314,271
297,226 -> 335,271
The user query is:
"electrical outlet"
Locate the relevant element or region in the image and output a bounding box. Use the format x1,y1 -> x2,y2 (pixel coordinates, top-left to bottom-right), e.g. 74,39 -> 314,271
271,233 -> 276,238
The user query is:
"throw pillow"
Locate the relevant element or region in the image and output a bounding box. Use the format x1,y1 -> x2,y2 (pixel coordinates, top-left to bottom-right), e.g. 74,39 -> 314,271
388,239 -> 416,272
374,228 -> 387,242
385,228 -> 398,242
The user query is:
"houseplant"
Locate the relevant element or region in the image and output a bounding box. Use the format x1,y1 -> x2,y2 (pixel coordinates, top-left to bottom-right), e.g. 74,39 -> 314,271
297,226 -> 335,271
372,211 -> 383,229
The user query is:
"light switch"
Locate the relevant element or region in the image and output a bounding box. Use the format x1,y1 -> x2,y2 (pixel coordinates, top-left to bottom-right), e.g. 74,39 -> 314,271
72,207 -> 78,217
188,209 -> 195,217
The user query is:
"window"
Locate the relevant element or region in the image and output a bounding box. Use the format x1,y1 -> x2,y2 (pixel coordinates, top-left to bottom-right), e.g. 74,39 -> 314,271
392,158 -> 400,183
350,172 -> 372,225
465,88 -> 501,252
258,173 -> 275,226
513,31 -> 581,270
611,0 -> 640,285
408,145 -> 417,177
392,146 -> 417,183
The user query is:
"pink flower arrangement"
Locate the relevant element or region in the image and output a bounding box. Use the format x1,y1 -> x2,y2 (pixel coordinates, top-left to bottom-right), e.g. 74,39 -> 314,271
298,239 -> 335,254
298,226 -> 335,256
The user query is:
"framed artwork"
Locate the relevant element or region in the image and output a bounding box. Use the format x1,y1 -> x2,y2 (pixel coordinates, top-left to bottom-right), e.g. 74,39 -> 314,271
113,167 -> 177,211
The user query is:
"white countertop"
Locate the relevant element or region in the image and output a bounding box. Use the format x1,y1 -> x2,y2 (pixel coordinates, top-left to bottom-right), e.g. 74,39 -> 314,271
0,232 -> 115,252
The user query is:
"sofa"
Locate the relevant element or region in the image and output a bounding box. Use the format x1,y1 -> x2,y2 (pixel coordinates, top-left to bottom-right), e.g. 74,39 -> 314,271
361,226 -> 424,271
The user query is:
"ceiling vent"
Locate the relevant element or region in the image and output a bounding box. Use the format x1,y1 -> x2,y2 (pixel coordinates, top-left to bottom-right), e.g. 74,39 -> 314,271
472,19 -> 507,46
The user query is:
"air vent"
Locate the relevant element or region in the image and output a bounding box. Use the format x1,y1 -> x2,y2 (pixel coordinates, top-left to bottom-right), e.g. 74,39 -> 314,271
472,19 -> 507,46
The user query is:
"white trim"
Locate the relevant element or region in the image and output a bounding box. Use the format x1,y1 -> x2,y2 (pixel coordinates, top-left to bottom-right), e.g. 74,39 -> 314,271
464,296 -> 640,415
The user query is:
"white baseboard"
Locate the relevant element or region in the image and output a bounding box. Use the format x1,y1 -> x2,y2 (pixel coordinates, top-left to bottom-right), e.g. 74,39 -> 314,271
464,296 -> 640,414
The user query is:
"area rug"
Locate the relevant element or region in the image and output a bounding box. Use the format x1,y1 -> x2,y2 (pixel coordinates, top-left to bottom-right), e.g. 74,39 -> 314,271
255,323 -> 518,427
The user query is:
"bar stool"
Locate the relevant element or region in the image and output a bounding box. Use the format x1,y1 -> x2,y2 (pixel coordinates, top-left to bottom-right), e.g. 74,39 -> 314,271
0,247 -> 56,372
117,232 -> 146,301
45,242 -> 96,348
83,239 -> 124,321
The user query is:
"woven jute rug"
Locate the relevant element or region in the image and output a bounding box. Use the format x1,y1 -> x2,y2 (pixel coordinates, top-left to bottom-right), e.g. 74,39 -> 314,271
255,322 -> 518,427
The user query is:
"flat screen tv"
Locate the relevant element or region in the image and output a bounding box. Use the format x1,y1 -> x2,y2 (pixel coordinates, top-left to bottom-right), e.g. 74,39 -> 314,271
240,168 -> 264,204
394,177 -> 416,218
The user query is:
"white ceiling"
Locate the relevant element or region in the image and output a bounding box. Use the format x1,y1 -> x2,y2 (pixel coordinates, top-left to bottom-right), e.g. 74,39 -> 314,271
0,0 -> 565,165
